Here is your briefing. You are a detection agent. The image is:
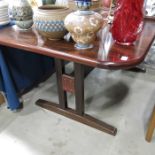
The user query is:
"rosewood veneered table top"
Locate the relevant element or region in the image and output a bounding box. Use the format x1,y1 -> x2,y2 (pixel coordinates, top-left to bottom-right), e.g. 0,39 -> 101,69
0,18 -> 154,69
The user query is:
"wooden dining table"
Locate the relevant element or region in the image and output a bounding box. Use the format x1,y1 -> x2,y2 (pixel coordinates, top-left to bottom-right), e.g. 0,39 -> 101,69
0,18 -> 154,136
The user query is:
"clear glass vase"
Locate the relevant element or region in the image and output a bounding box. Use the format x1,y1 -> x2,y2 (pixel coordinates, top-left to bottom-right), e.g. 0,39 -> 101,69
111,0 -> 144,45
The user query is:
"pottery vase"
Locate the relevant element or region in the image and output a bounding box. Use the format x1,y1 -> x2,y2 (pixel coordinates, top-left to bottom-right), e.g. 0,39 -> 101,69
9,0 -> 33,29
33,5 -> 71,40
64,1 -> 103,49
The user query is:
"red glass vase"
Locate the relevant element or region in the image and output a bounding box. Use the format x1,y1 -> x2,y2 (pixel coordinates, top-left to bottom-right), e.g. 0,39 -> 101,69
111,0 -> 144,45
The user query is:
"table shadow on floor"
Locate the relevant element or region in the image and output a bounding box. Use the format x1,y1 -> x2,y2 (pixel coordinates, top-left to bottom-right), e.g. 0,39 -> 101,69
85,81 -> 129,110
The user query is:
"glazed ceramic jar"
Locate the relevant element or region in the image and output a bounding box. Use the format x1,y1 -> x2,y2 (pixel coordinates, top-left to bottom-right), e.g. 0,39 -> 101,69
9,0 -> 33,29
33,5 -> 71,40
65,0 -> 103,49
64,10 -> 103,49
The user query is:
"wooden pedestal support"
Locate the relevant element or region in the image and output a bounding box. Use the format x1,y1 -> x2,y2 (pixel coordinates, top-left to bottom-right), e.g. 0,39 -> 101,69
36,58 -> 117,136
36,100 -> 117,135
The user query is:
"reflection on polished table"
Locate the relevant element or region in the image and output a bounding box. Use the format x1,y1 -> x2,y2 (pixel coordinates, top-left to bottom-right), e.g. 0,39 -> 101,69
0,18 -> 154,136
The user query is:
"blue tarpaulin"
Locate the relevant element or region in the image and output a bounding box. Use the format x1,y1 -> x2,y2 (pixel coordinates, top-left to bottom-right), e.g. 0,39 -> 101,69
0,23 -> 55,110
0,49 -> 20,110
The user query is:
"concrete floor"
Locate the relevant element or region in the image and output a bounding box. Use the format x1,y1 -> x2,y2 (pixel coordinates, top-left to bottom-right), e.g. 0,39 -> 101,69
0,64 -> 155,155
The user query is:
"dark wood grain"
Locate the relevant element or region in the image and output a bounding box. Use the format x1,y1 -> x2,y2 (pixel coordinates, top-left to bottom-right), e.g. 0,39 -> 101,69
74,63 -> 84,115
36,99 -> 117,135
0,18 -> 154,69
62,74 -> 75,93
55,59 -> 67,109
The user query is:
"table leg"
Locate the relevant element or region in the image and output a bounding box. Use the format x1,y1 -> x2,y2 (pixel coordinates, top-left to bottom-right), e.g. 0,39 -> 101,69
36,59 -> 117,136
74,63 -> 84,115
54,58 -> 67,109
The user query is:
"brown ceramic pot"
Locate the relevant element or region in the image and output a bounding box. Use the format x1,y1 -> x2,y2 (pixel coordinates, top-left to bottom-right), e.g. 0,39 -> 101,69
64,10 -> 103,49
